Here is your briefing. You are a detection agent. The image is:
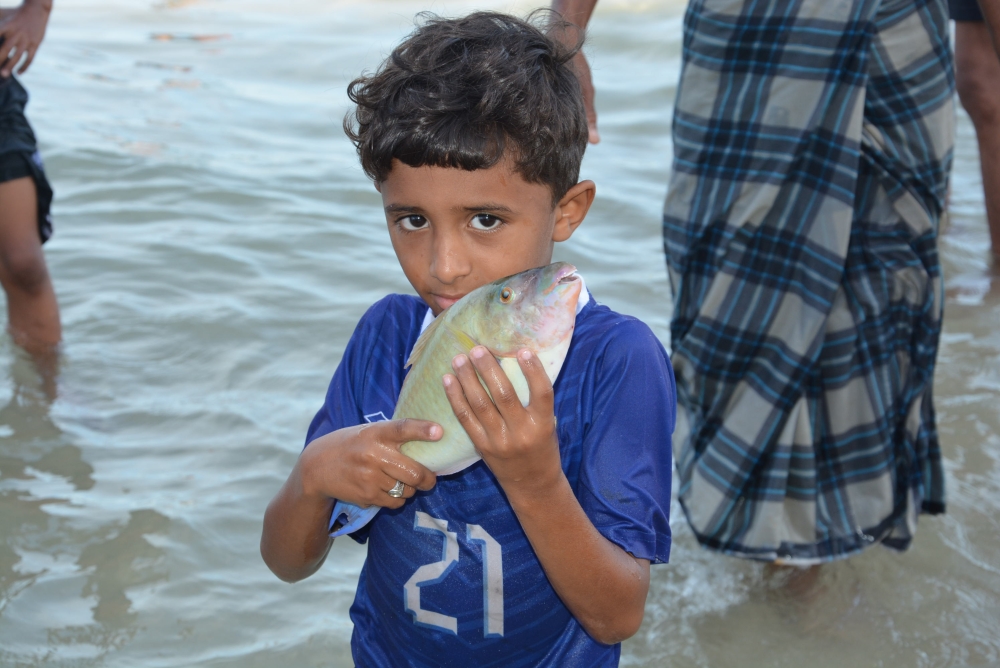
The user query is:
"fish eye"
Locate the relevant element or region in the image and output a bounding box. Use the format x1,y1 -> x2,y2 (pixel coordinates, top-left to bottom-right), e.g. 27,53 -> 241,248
500,287 -> 513,303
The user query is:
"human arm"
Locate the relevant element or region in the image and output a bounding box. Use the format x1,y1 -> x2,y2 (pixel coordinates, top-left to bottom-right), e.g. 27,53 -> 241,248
551,0 -> 601,143
444,345 -> 658,644
0,0 -> 52,77
261,419 -> 440,582
981,0 -> 1000,55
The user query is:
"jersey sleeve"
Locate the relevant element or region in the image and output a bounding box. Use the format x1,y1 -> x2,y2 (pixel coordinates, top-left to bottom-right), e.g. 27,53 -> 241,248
304,314 -> 374,447
303,296 -> 421,544
305,294 -> 422,445
301,313 -> 375,544
576,319 -> 676,564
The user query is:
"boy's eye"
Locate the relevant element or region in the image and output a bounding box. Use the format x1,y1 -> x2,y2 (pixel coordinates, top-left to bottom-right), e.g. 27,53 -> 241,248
470,214 -> 502,231
398,215 -> 428,231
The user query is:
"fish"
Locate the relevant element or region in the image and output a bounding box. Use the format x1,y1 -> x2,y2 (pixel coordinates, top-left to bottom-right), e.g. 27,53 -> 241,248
329,262 -> 583,537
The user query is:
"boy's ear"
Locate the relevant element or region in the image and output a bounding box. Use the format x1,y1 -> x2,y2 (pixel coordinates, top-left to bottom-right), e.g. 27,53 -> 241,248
552,180 -> 596,242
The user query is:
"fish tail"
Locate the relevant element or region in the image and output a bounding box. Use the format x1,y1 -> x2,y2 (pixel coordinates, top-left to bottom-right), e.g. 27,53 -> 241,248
329,501 -> 380,537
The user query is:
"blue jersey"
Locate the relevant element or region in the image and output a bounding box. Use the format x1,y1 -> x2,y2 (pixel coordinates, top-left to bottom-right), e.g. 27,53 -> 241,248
306,293 -> 675,667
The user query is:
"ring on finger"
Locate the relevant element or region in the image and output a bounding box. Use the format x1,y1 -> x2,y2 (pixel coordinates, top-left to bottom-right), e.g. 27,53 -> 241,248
387,480 -> 406,498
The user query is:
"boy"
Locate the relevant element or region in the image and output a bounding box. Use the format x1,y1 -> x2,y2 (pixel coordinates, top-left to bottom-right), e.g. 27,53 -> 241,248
261,12 -> 675,666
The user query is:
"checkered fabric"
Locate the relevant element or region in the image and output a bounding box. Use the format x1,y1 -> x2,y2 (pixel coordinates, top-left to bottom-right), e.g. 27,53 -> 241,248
664,0 -> 953,563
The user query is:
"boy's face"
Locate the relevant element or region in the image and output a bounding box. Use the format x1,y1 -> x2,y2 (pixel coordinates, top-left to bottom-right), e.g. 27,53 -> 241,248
378,159 -> 595,316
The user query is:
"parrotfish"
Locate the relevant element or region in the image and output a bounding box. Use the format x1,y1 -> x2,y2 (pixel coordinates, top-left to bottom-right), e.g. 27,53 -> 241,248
329,262 -> 583,537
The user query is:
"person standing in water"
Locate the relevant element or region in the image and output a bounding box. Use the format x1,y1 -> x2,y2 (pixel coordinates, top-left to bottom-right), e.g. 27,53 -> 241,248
554,0 -> 952,564
953,0 -> 1000,262
0,0 -> 59,354
262,13 -> 675,664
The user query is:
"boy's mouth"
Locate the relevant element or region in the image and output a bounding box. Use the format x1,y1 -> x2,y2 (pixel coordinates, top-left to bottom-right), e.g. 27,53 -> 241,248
432,293 -> 464,310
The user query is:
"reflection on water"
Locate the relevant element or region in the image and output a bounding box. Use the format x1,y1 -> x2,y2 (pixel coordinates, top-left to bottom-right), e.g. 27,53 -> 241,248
52,510 -> 169,657
79,510 -> 169,626
0,351 -> 89,624
0,351 -> 169,665
0,0 -> 997,665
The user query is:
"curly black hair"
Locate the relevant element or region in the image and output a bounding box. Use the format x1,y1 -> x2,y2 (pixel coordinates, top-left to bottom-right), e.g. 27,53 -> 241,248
344,11 -> 588,202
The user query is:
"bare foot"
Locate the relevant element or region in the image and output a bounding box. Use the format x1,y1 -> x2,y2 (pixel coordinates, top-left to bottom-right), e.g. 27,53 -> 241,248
7,335 -> 60,401
764,562 -> 823,601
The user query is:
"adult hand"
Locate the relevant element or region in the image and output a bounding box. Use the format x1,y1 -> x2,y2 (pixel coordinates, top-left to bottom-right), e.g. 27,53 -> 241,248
552,0 -> 600,143
300,419 -> 440,510
0,0 -> 52,78
572,49 -> 600,144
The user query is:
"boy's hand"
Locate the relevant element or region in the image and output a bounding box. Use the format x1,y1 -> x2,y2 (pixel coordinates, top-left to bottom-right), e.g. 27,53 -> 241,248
0,0 -> 52,78
444,346 -> 563,495
300,419 -> 440,510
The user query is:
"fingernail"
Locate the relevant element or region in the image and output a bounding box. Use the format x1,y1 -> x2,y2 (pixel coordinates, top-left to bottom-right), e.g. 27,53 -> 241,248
471,347 -> 486,360
442,375 -> 453,387
429,425 -> 442,439
520,349 -> 532,361
452,355 -> 466,369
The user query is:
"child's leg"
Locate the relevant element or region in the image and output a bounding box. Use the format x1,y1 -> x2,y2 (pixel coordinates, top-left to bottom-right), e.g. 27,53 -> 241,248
0,175 -> 60,351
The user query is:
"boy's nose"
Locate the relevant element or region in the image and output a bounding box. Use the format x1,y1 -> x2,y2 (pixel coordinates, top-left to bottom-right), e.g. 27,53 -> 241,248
429,234 -> 472,284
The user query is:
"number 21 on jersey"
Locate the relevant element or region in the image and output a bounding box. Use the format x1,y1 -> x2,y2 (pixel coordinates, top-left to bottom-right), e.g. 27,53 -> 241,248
403,511 -> 504,637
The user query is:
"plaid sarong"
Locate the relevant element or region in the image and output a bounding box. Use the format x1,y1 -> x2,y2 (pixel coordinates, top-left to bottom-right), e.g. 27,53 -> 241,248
664,0 -> 953,563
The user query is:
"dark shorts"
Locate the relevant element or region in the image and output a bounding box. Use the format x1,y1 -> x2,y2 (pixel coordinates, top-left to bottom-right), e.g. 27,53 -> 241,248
0,76 -> 53,244
950,0 -> 984,22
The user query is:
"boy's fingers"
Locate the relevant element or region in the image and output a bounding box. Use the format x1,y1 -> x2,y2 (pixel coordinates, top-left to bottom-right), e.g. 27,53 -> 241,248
359,473 -> 406,509
442,372 -> 489,448
354,419 -> 439,491
379,453 -> 436,491
451,352 -> 504,430
376,474 -> 418,501
467,347 -> 524,420
517,349 -> 555,415
378,417 -> 442,448
374,420 -> 439,489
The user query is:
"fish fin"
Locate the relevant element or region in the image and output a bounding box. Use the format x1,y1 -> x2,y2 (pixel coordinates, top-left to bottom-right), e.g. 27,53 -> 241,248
444,322 -> 479,354
405,316 -> 480,369
329,501 -> 380,537
405,312 -> 447,368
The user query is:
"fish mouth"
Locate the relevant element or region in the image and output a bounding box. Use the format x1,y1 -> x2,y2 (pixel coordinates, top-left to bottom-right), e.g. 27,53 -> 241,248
545,263 -> 579,293
539,263 -> 581,299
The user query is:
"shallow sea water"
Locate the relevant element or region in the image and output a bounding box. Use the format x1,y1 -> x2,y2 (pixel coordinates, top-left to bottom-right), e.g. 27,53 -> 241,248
0,0 -> 998,665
